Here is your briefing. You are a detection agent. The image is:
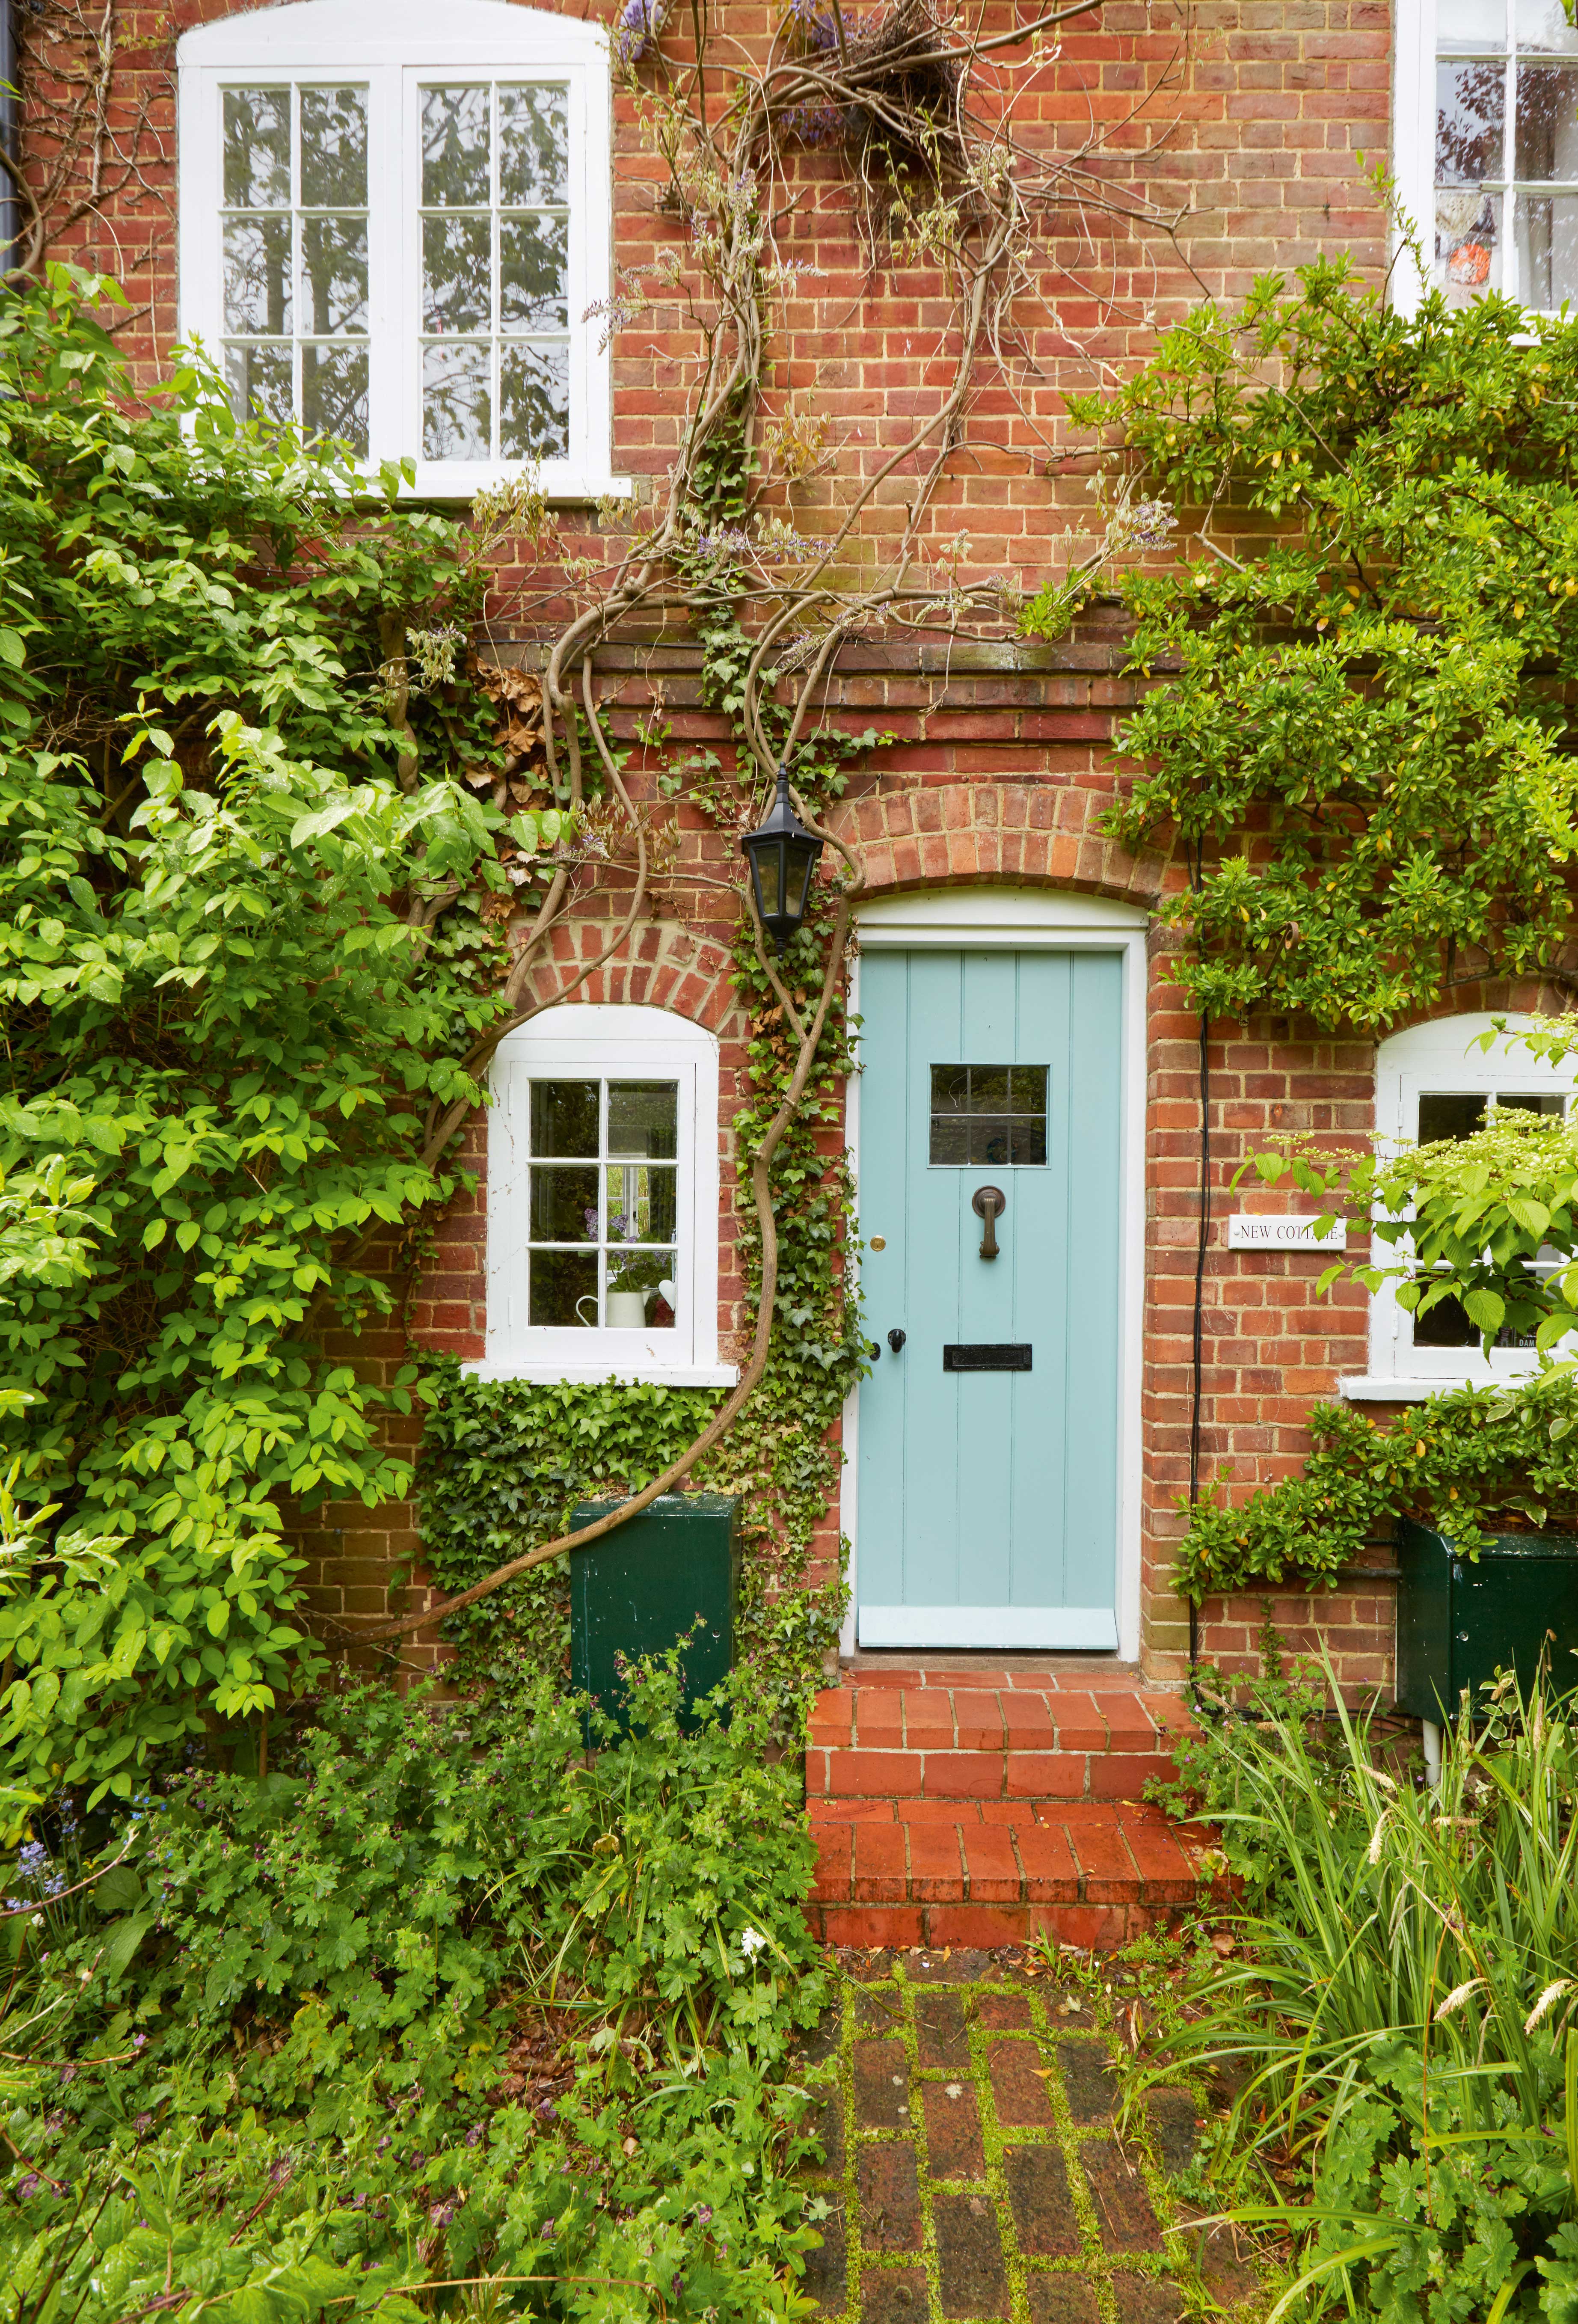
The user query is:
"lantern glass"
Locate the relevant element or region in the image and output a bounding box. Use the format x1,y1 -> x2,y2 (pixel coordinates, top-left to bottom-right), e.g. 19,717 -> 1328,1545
753,840 -> 784,922
785,836 -> 816,920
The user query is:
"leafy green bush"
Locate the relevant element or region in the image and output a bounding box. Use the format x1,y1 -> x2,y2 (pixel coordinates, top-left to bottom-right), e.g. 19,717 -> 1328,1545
1151,1670 -> 1578,2321
1175,1366 -> 1578,1601
1038,264 -> 1578,1027
0,269 -> 569,1802
0,1662 -> 829,2320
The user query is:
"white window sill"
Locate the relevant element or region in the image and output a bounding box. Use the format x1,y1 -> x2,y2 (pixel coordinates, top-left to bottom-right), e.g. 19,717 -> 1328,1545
463,1356 -> 739,1389
395,466 -> 634,506
1339,1372 -> 1534,1402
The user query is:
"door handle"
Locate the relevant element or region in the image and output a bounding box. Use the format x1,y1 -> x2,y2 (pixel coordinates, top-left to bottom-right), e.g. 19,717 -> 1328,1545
887,1328 -> 906,1353
971,1184 -> 1006,1261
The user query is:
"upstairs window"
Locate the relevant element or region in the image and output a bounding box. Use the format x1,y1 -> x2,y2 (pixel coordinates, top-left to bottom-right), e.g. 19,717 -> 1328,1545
178,0 -> 617,498
1398,0 -> 1578,309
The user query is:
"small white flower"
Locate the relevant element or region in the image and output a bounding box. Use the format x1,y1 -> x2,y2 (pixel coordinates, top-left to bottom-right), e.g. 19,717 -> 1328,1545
739,1926 -> 767,1961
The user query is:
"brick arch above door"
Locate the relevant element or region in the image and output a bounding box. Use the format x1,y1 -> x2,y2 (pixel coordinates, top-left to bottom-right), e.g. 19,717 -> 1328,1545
825,784 -> 1169,908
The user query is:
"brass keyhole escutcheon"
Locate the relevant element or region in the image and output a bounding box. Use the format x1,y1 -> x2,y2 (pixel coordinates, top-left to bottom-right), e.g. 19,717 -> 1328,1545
971,1184 -> 1006,1261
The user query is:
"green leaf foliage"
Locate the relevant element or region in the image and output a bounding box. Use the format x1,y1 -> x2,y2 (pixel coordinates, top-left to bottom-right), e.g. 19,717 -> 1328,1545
1056,264 -> 1578,1027
1148,1665 -> 1578,2321
1174,1369 -> 1578,1602
0,269 -> 536,1801
0,1667 -> 831,2320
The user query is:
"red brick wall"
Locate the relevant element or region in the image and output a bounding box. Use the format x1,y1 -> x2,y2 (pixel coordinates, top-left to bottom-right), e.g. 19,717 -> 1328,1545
22,0 -> 1441,1694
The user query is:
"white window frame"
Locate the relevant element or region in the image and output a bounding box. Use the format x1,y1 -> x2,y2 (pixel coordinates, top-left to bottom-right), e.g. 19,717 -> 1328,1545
177,0 -> 625,501
469,1004 -> 737,1388
1394,0 -> 1578,314
1341,1012 -> 1577,1401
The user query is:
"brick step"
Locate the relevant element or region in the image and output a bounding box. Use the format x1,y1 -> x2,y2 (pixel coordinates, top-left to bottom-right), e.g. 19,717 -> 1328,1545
806,1801 -> 1214,1951
807,1671 -> 1195,1806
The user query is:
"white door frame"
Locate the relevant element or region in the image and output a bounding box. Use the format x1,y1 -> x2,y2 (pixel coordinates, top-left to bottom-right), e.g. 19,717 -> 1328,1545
839,887 -> 1150,1662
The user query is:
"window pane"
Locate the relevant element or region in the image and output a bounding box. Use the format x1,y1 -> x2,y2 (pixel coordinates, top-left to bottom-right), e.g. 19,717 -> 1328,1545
608,1081 -> 677,1158
1498,1091 -> 1567,1115
300,86 -> 367,206
1515,191 -> 1578,306
303,343 -> 368,451
931,1066 -> 970,1115
529,1163 -> 599,1242
1008,1066 -> 1048,1113
1439,0 -> 1507,43
1517,0 -> 1578,53
605,1163 -> 677,1244
225,341 -> 293,425
1437,60 -> 1505,182
930,1117 -> 969,1164
1418,1091 -> 1487,1142
530,1079 -> 599,1156
970,1066 -> 1011,1110
1516,61 -> 1578,173
1436,191 -> 1502,293
223,88 -> 291,208
423,85 -> 490,207
1413,1289 -> 1480,1346
424,213 -> 492,335
224,215 -> 293,333
500,214 -> 569,330
970,1118 -> 1013,1166
529,1249 -> 599,1327
499,342 -> 570,459
423,341 -> 491,460
499,84 -> 569,204
301,214 -> 368,334
1009,1118 -> 1048,1166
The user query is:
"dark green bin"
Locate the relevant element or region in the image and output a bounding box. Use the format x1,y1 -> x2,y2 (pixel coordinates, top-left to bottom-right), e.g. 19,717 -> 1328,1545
1395,1517 -> 1578,1721
569,1493 -> 741,1729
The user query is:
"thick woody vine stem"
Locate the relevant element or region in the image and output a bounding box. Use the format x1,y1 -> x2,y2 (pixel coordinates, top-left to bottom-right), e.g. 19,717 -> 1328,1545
337,840 -> 860,1650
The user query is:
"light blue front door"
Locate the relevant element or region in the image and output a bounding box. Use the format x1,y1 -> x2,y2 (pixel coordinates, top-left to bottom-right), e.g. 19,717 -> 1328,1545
855,948 -> 1124,1649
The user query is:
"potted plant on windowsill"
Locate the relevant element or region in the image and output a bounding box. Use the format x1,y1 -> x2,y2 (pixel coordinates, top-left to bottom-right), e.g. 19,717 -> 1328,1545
606,1246 -> 675,1329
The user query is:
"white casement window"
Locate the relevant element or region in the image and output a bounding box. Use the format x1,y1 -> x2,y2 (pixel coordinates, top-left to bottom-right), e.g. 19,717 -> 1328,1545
1342,1013 -> 1578,1401
1396,0 -> 1578,311
471,1006 -> 737,1387
177,0 -> 620,499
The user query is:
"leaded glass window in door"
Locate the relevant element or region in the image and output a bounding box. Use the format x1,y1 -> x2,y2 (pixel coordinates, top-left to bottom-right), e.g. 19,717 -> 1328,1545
221,84 -> 370,448
1436,0 -> 1578,307
420,82 -> 571,463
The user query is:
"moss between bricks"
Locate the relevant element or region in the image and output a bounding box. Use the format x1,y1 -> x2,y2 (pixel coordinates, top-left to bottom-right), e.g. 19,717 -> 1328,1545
795,1947 -> 1263,2324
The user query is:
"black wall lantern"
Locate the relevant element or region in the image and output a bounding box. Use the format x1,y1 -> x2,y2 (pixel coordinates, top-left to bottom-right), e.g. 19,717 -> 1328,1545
741,765 -> 823,951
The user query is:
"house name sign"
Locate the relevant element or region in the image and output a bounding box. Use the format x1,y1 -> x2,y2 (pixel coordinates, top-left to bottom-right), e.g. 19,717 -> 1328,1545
1226,1215 -> 1348,1252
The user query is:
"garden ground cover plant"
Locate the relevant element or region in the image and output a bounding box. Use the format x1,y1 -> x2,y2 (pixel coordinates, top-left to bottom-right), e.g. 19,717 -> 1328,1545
1143,1659 -> 1578,2322
0,1660 -> 831,2322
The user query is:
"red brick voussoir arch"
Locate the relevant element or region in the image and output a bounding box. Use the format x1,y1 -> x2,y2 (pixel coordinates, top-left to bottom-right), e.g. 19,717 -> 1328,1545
504,916 -> 745,1035
826,783 -> 1170,908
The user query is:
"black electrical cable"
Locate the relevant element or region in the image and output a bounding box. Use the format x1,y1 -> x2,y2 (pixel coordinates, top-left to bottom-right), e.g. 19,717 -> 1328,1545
1187,1005 -> 1210,1696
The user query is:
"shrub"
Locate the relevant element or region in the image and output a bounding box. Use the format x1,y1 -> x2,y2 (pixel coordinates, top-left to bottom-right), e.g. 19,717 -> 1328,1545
0,1661 -> 830,2320
1150,1668 -> 1578,2321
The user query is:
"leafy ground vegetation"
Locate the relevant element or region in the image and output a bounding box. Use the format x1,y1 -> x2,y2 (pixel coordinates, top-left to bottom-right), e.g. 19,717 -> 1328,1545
2,1665 -> 829,2323
1139,1665 -> 1578,2323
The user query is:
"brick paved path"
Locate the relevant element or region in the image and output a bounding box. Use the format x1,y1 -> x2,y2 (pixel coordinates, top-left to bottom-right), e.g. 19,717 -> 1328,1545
798,1947 -> 1256,2323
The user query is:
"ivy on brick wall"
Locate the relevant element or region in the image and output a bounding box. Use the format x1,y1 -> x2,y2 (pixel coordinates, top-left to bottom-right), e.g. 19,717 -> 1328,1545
412,891 -> 864,1728
1174,1369 -> 1578,1603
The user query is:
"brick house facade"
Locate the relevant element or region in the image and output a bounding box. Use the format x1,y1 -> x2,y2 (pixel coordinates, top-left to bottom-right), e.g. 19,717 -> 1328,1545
21,0 -> 1561,1719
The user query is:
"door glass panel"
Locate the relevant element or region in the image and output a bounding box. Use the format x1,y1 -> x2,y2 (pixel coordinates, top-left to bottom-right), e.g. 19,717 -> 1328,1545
929,1063 -> 1049,1166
